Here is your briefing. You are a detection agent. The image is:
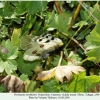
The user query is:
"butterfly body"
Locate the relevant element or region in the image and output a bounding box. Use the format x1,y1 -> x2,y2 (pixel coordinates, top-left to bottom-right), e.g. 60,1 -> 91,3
20,34 -> 63,61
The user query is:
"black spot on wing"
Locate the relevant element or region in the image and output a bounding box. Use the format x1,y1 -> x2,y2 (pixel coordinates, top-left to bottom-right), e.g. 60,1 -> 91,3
45,35 -> 48,38
38,38 -> 42,41
45,34 -> 55,41
51,37 -> 55,40
45,34 -> 52,38
45,40 -> 50,43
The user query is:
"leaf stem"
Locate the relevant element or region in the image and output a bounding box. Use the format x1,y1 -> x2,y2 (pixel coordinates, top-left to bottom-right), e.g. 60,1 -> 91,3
58,51 -> 63,66
54,1 -> 62,14
68,1 -> 82,31
61,32 -> 87,53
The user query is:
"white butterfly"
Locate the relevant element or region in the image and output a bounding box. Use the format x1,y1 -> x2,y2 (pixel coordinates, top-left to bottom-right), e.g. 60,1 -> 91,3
20,34 -> 63,61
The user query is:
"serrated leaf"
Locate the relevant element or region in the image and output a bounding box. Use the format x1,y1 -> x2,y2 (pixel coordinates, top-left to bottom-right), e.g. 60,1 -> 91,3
46,12 -> 73,36
66,72 -> 100,92
0,25 -> 8,38
11,28 -> 21,47
1,40 -> 19,60
0,60 -> 17,74
43,78 -> 60,92
20,74 -> 28,81
67,51 -> 82,66
86,47 -> 100,63
84,23 -> 100,50
7,46 -> 19,59
1,39 -> 12,51
84,23 -> 100,63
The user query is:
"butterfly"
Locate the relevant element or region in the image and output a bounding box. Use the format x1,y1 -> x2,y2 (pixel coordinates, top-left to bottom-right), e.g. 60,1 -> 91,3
20,34 -> 63,61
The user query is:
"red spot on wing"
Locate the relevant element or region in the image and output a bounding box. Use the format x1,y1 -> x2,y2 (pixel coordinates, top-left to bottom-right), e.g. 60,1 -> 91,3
40,44 -> 44,48
32,50 -> 37,54
36,53 -> 41,56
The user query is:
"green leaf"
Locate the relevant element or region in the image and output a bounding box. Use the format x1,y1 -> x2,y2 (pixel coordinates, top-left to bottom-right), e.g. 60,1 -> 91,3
76,29 -> 90,40
46,12 -> 73,36
0,84 -> 5,92
26,81 -> 36,92
27,1 -> 47,14
84,23 -> 100,63
15,1 -> 27,15
52,55 -> 67,66
0,2 -> 14,18
20,74 -> 28,81
67,51 -> 82,66
0,16 -> 2,26
86,47 -> 100,63
0,59 -> 4,72
66,72 -> 100,92
11,28 -> 21,47
92,3 -> 100,22
43,78 -> 60,92
5,60 -> 17,74
84,23 -> 100,50
80,6 -> 93,22
52,55 -> 60,66
17,52 -> 41,76
52,51 -> 82,66
0,59 -> 17,74
33,21 -> 42,32
7,46 -> 19,59
22,14 -> 36,35
14,18 -> 22,24
34,87 -> 44,92
1,39 -> 13,51
0,25 -> 8,38
1,39 -> 19,60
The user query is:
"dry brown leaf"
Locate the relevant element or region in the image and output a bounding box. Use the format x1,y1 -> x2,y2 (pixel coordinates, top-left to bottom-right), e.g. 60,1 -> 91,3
36,67 -> 57,81
55,65 -> 85,82
1,75 -> 25,92
36,65 -> 85,82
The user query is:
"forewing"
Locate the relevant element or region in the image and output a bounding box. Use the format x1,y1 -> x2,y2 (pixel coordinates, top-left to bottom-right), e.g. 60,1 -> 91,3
20,35 -> 37,50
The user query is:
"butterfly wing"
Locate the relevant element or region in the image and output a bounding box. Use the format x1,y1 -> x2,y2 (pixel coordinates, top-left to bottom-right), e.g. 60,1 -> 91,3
37,36 -> 63,52
20,35 -> 39,50
23,42 -> 47,61
21,34 -> 63,61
